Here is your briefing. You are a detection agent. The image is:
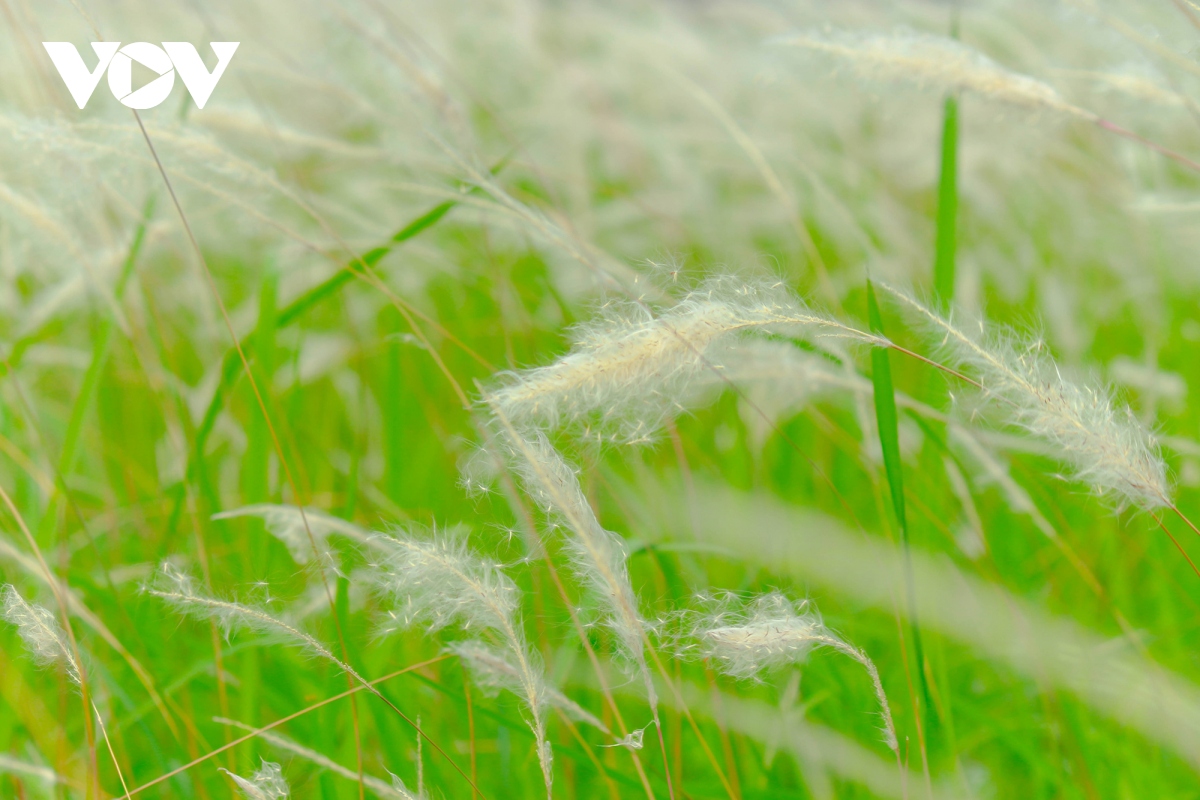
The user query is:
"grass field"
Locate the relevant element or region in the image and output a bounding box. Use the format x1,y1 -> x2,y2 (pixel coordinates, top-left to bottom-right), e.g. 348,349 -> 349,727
3,1 -> 1200,797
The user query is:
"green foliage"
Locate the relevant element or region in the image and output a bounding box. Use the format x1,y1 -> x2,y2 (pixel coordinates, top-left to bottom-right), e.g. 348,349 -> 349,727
1,2 -> 1199,799
933,96 -> 959,308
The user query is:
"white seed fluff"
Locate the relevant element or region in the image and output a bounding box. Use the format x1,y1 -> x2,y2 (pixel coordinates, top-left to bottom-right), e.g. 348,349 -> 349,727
782,29 -> 1092,119
1,585 -> 81,687
147,563 -> 370,688
450,640 -> 610,735
668,591 -> 897,754
501,428 -> 651,683
884,285 -> 1171,509
212,504 -> 370,575
221,760 -> 289,800
370,528 -> 554,799
484,276 -> 885,443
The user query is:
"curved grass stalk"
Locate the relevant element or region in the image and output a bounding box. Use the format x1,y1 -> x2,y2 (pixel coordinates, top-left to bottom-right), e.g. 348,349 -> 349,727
214,717 -> 408,799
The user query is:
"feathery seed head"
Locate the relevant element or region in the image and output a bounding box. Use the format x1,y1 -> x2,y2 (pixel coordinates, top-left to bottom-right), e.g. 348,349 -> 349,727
451,640 -> 609,734
367,525 -> 556,799
781,29 -> 1093,119
668,590 -> 897,753
502,429 -> 651,667
483,275 -> 884,443
883,285 -> 1171,509
1,585 -> 81,687
221,760 -> 289,800
146,563 -> 350,676
213,504 -> 368,574
667,591 -> 825,681
370,526 -> 521,637
390,774 -> 426,800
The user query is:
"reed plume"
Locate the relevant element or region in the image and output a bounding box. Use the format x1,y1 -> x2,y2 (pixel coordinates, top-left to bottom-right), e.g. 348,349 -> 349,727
221,760 -> 290,799
2,584 -> 82,687
215,717 -> 404,798
484,275 -> 885,443
499,427 -> 653,690
147,563 -> 370,686
882,285 -> 1170,509
390,774 -> 426,800
485,415 -> 676,783
213,504 -> 358,570
781,29 -> 1092,119
667,591 -> 898,755
449,640 -> 610,734
369,528 -> 554,799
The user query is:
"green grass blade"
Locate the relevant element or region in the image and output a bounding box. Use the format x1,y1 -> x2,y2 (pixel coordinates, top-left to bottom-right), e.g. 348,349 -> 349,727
37,196 -> 155,545
867,283 -> 906,535
243,265 -> 278,507
933,95 -> 959,308
867,279 -> 935,745
276,200 -> 454,329
57,197 -> 154,480
167,194 -> 469,536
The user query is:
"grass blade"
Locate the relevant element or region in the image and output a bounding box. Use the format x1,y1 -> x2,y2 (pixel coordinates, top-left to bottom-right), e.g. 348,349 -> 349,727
166,194 -> 468,536
867,280 -> 936,754
932,95 -> 959,308
36,195 -> 156,547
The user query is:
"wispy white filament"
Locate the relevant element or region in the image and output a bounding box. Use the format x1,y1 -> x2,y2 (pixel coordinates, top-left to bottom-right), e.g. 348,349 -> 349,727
782,29 -> 1092,118
370,529 -> 554,799
668,591 -> 897,754
1,584 -> 81,686
485,276 -> 885,442
488,417 -> 674,764
501,428 -> 653,689
449,640 -> 610,734
221,760 -> 289,799
213,504 -> 365,573
884,285 -> 1170,509
214,717 -> 403,798
147,563 -> 369,687
390,774 -> 425,800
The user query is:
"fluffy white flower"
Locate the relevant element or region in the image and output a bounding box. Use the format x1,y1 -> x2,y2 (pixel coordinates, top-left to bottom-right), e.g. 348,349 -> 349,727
1,585 -> 80,687
485,276 -> 884,443
221,760 -> 289,799
370,528 -> 553,798
884,285 -> 1171,510
667,591 -> 897,754
781,29 -> 1091,118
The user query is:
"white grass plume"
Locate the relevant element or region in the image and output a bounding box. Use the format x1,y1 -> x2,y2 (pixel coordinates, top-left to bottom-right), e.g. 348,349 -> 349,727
667,591 -> 897,754
146,563 -> 369,686
449,640 -> 610,735
883,285 -> 1170,510
709,339 -> 865,448
221,760 -> 289,800
488,419 -> 672,757
484,275 -> 885,443
390,774 -> 426,800
2,584 -> 81,686
213,504 -> 369,571
781,29 -> 1092,119
1056,68 -> 1188,109
502,429 -> 652,687
369,528 -> 554,798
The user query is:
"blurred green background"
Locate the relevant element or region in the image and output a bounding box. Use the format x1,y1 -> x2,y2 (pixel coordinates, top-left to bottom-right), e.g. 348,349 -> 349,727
2,0 -> 1200,797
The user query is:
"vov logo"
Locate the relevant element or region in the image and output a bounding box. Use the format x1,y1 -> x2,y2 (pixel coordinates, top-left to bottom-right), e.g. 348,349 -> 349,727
42,42 -> 239,110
